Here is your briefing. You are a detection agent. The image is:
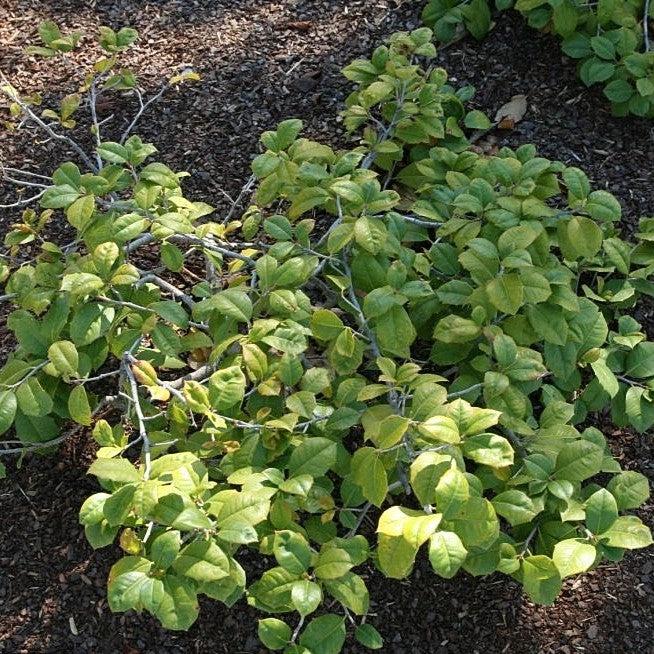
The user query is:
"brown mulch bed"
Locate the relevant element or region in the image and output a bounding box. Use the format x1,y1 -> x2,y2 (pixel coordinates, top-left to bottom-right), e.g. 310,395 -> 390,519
0,1 -> 653,653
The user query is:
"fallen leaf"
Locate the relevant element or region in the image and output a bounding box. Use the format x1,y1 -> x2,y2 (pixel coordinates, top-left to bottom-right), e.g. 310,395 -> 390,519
494,94 -> 527,126
69,616 -> 78,636
285,21 -> 313,31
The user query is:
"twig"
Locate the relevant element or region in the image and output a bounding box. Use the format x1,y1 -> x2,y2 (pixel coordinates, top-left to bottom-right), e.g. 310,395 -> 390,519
0,395 -> 117,456
120,84 -> 168,144
520,521 -> 541,556
0,71 -> 97,172
2,174 -> 49,188
447,382 -> 483,400
137,273 -> 195,309
345,481 -> 403,537
291,616 -> 305,643
123,356 -> 152,478
645,0 -> 651,52
222,174 -> 256,223
89,80 -> 104,169
3,360 -> 49,390
0,189 -> 46,208
1,167 -> 51,181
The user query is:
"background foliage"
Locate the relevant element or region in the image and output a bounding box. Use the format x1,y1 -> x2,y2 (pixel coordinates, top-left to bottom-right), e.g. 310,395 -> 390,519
422,0 -> 654,117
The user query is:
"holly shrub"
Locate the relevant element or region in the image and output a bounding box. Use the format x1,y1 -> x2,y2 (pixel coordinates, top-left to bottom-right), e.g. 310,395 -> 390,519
422,0 -> 654,117
0,21 -> 653,654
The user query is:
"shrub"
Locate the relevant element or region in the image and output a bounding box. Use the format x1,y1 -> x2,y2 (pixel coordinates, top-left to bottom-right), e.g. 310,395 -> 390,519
422,0 -> 654,118
1,22 -> 653,653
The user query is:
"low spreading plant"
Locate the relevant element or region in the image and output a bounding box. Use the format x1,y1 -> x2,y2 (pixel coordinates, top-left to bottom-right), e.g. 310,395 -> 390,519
1,21 -> 653,653
422,0 -> 654,117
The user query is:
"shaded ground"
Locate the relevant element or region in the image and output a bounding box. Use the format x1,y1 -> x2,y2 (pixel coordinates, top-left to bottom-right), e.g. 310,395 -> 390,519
0,1 -> 653,653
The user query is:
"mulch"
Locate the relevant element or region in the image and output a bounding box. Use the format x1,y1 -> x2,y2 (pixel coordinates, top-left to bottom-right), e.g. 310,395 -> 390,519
0,1 -> 652,653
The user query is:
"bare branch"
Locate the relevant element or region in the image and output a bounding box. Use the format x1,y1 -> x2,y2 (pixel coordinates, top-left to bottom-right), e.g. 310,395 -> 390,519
0,189 -> 46,208
645,0 -> 651,52
0,71 -> 98,172
0,395 -> 117,456
120,84 -> 168,144
89,80 -> 104,169
222,174 -> 256,223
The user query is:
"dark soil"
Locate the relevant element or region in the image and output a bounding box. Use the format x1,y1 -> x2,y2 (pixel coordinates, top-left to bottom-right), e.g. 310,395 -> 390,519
0,1 -> 653,653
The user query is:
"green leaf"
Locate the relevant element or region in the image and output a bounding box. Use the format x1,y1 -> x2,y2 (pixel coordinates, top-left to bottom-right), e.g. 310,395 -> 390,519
434,467 -> 469,518
152,493 -> 213,531
370,414 -> 410,449
428,531 -> 468,578
107,557 -> 163,614
66,195 -> 95,228
209,489 -> 270,528
590,358 -> 619,398
464,110 -> 492,130
151,301 -> 189,328
375,305 -> 416,358
462,433 -> 514,468
355,624 -> 384,650
258,618 -> 292,650
600,516 -> 653,549
521,555 -> 562,605
350,447 -> 388,507
607,471 -> 650,510
274,530 -> 312,574
449,497 -> 499,549
310,309 -> 344,340
557,216 -> 603,260
603,238 -> 630,273
585,488 -> 618,534
291,580 -> 322,616
150,531 -> 181,570
492,490 -> 539,526
445,400 -> 502,436
288,187 -> 330,220
314,547 -> 354,580
155,575 -> 199,630
68,385 -> 92,425
354,216 -> 387,254
377,507 -> 441,577
88,458 -> 141,484
288,437 -> 337,477
48,340 -> 79,377
41,184 -> 80,209
0,390 -> 17,435
207,366 -> 246,411
323,572 -> 369,615
409,451 -> 452,505
554,440 -> 603,482
552,539 -> 596,578
198,288 -> 252,323
418,415 -> 460,444
38,20 -> 62,45
61,272 -> 104,297
16,377 -> 53,417
486,274 -> 524,315
97,141 -> 130,164
299,614 -> 346,654
172,540 -> 230,582
604,80 -> 634,103
590,35 -> 615,60
625,342 -> 654,378
433,315 -> 481,343
579,58 -> 615,85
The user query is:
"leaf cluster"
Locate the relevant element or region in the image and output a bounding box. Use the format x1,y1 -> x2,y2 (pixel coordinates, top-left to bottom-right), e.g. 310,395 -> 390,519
0,22 -> 652,654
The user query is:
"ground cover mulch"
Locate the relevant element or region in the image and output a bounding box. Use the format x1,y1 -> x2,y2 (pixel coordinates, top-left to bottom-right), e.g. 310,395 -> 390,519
0,1 -> 652,653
